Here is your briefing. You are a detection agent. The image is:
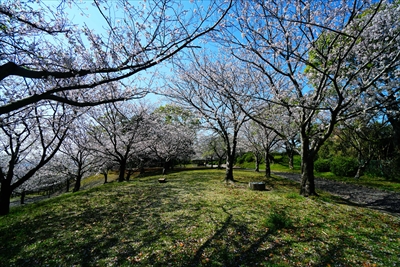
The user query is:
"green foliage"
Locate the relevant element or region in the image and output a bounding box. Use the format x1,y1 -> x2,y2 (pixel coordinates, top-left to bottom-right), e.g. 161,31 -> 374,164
314,159 -> 331,172
380,157 -> 400,182
236,152 -> 255,164
330,156 -> 359,177
262,210 -> 293,233
153,104 -> 199,126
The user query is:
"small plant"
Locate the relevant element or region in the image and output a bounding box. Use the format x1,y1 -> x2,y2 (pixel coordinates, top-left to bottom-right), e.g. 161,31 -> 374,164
314,158 -> 331,172
330,156 -> 358,177
263,210 -> 293,232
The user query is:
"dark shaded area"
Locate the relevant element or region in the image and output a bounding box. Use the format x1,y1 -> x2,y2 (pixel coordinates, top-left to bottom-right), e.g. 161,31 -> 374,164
275,172 -> 400,216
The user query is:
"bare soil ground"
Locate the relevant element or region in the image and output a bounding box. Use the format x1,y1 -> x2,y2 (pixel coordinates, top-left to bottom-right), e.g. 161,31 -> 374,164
274,172 -> 400,216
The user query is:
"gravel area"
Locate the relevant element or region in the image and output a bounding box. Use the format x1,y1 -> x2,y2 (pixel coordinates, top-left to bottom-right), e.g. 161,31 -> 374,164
274,172 -> 400,216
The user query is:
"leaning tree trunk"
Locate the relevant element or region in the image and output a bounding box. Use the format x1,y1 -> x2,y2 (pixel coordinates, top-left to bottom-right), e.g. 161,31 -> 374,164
0,182 -> 12,216
299,138 -> 318,196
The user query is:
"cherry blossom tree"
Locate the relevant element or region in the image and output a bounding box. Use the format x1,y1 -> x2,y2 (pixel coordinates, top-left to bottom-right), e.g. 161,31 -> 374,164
0,102 -> 73,215
166,51 -> 250,182
58,117 -> 100,192
151,104 -> 197,174
217,0 -> 400,196
87,102 -> 153,182
201,134 -> 227,169
148,117 -> 195,175
0,0 -> 233,114
241,121 -> 280,177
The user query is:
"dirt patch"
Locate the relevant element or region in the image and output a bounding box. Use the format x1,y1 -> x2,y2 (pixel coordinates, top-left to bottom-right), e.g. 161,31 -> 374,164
274,172 -> 400,216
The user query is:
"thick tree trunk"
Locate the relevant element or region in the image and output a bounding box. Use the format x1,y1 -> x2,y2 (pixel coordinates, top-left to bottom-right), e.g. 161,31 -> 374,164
20,190 -> 26,205
118,160 -> 127,182
224,154 -> 235,182
265,150 -> 271,178
0,183 -> 12,216
162,160 -> 170,175
66,178 -> 70,192
73,175 -> 82,192
139,159 -> 145,175
299,138 -> 317,196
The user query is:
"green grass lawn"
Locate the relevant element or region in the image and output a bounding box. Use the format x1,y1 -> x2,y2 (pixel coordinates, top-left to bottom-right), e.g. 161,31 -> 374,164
1,169 -> 399,266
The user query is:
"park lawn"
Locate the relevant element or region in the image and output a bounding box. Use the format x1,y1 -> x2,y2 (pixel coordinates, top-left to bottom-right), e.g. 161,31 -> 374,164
0,169 -> 399,266
241,154 -> 400,193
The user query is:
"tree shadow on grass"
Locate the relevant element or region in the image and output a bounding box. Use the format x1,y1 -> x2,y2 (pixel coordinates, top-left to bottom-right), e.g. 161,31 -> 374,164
1,171 -> 399,266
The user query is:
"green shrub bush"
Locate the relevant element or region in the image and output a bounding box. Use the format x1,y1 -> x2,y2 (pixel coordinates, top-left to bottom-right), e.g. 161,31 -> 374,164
237,152 -> 254,165
314,158 -> 331,172
330,156 -> 358,177
244,153 -> 254,163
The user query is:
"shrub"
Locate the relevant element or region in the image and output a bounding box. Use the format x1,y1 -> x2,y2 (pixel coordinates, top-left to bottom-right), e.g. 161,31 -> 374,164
263,210 -> 293,232
237,152 -> 254,165
244,153 -> 254,163
330,156 -> 358,177
314,158 -> 331,172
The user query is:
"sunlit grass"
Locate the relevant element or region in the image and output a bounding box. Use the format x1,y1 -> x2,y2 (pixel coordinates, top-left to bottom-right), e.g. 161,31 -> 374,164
1,169 -> 399,266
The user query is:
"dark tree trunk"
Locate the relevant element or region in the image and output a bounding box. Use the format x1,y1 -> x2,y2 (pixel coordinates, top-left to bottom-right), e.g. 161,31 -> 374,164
66,178 -> 70,192
20,190 -> 26,205
73,175 -> 82,192
118,160 -> 127,182
103,171 -> 108,184
139,159 -> 145,175
0,182 -> 12,216
387,99 -> 400,153
126,169 -> 134,181
299,138 -> 317,196
162,160 -> 170,175
265,150 -> 271,178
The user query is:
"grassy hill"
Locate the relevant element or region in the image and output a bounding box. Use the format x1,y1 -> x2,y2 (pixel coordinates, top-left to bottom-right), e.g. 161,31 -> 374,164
0,169 -> 399,266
